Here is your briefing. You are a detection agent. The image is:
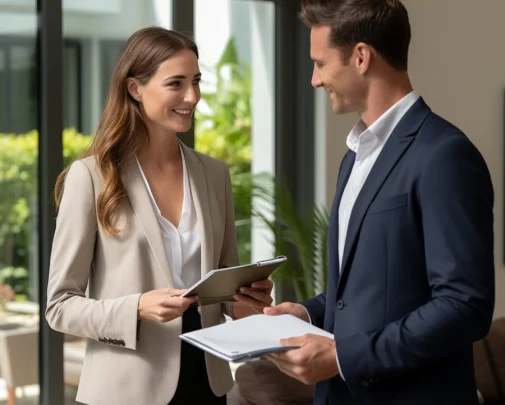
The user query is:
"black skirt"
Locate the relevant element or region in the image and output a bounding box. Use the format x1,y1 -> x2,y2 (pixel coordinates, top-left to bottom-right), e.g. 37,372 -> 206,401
169,306 -> 227,405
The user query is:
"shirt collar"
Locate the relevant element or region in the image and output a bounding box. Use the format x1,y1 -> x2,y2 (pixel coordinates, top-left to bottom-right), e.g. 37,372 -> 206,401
346,90 -> 420,159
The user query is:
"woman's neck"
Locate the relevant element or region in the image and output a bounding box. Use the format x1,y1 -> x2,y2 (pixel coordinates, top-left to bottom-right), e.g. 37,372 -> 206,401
137,129 -> 181,168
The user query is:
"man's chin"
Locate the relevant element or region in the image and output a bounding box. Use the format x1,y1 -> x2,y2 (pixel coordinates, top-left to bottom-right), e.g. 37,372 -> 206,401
331,101 -> 353,115
331,103 -> 345,114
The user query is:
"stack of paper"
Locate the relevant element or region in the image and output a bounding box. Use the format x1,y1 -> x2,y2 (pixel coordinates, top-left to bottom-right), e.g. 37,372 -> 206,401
180,314 -> 334,362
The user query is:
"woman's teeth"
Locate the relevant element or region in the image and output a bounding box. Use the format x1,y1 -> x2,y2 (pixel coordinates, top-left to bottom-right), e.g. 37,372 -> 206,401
173,109 -> 191,115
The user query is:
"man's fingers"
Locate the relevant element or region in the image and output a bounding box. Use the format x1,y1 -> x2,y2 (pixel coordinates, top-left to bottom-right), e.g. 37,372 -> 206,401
280,335 -> 306,347
263,302 -> 295,316
266,356 -> 300,381
263,305 -> 282,315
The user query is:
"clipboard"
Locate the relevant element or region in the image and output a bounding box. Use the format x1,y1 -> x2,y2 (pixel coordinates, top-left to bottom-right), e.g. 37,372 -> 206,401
181,256 -> 286,305
180,313 -> 333,362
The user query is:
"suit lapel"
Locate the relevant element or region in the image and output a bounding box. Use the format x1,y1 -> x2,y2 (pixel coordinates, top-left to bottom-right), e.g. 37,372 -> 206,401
124,158 -> 175,287
328,151 -> 355,291
337,98 -> 431,293
181,143 -> 215,278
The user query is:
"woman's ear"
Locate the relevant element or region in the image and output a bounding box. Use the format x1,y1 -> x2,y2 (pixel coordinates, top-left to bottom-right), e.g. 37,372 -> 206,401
127,78 -> 142,102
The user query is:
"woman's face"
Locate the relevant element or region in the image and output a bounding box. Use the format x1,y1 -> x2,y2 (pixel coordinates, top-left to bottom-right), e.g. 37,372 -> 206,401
130,49 -> 201,135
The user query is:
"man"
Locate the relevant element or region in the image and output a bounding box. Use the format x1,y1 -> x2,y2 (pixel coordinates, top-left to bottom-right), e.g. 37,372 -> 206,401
264,0 -> 495,404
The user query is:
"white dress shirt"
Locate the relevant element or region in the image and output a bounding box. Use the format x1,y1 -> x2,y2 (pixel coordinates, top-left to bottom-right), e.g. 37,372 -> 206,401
332,90 -> 419,380
135,147 -> 201,290
338,90 -> 419,271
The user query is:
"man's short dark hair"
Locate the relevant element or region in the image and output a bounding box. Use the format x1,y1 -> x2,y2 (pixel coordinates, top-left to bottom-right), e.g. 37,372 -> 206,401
299,0 -> 411,71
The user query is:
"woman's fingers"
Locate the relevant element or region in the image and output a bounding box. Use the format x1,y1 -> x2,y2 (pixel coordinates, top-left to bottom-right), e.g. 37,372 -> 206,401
238,287 -> 273,305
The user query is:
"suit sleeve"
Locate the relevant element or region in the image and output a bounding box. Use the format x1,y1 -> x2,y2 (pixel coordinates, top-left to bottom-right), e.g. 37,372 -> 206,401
335,134 -> 495,394
301,293 -> 327,328
45,161 -> 141,350
218,163 -> 240,318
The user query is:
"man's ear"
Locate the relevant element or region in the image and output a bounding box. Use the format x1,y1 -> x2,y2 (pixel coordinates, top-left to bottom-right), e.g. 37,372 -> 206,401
127,78 -> 142,102
354,42 -> 372,75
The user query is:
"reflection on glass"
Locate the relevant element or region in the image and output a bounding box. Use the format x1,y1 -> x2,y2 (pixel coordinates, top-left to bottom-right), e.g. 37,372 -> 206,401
195,0 -> 275,264
0,50 -> 5,130
0,1 -> 40,404
10,45 -> 36,133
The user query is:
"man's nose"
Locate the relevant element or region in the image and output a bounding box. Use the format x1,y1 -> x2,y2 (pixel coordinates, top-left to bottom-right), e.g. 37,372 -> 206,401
311,68 -> 323,88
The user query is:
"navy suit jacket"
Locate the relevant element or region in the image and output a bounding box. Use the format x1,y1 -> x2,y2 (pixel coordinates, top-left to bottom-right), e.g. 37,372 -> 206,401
302,98 -> 495,405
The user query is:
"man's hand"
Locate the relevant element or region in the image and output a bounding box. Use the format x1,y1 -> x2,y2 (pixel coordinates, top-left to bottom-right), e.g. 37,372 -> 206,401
263,302 -> 310,322
266,334 -> 339,385
137,289 -> 198,322
232,278 -> 274,318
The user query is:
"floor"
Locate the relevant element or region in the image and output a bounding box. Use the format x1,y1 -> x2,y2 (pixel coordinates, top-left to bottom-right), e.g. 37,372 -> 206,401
0,382 -> 242,405
0,384 -> 79,405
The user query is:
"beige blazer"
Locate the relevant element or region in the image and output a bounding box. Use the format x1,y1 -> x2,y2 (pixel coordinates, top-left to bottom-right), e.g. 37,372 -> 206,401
46,143 -> 239,405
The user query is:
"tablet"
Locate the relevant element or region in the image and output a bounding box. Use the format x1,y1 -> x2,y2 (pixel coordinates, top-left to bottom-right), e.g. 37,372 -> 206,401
181,256 -> 287,305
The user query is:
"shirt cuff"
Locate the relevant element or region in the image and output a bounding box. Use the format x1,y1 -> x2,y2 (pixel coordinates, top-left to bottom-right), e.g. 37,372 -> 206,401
303,307 -> 312,324
336,349 -> 345,381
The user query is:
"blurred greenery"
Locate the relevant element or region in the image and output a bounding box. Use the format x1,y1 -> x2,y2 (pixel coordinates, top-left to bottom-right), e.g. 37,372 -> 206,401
0,36 -> 329,303
0,266 -> 29,301
0,128 -> 91,299
242,173 -> 329,301
195,37 -> 253,264
195,38 -> 329,299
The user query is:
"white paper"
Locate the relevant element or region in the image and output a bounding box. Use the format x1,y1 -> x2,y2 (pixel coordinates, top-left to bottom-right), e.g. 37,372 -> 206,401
180,314 -> 334,362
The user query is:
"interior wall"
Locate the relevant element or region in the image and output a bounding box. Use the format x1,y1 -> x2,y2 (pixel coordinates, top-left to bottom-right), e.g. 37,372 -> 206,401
319,0 -> 505,318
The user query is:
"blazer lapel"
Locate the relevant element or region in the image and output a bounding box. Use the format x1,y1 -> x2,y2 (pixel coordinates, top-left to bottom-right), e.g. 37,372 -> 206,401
181,143 -> 215,278
328,151 -> 355,290
124,158 -> 175,287
337,98 -> 431,292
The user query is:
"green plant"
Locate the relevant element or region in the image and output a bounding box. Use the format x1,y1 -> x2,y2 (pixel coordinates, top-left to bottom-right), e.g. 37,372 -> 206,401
0,128 -> 91,299
195,37 -> 253,263
192,36 -> 329,298
260,176 -> 329,301
0,266 -> 28,300
232,172 -> 330,301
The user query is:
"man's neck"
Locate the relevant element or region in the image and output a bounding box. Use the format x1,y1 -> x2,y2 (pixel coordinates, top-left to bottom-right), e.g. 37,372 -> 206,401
359,73 -> 413,127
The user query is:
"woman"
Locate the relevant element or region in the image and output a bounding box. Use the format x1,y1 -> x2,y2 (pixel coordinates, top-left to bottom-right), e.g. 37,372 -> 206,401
46,27 -> 273,405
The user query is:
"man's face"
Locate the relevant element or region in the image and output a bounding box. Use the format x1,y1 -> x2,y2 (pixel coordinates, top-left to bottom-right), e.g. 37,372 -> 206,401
310,26 -> 365,115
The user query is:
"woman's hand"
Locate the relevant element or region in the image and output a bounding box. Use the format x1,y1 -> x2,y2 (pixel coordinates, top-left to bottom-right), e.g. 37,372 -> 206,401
137,289 -> 198,323
232,278 -> 274,318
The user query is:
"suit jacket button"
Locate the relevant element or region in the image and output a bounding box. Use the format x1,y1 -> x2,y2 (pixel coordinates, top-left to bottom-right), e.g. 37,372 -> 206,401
336,300 -> 345,310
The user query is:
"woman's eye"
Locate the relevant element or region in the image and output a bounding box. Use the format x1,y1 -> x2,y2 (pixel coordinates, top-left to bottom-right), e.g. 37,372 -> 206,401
167,81 -> 181,87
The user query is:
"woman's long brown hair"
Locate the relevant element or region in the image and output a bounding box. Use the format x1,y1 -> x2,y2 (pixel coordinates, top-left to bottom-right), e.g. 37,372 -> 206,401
54,27 -> 198,236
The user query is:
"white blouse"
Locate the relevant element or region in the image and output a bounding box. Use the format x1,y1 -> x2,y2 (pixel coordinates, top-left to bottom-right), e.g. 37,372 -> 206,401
135,147 -> 202,290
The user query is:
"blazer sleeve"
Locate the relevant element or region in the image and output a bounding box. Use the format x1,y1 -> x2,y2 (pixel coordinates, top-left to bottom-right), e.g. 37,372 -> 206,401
45,161 -> 141,350
218,163 -> 240,318
300,293 -> 327,328
335,134 -> 495,394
